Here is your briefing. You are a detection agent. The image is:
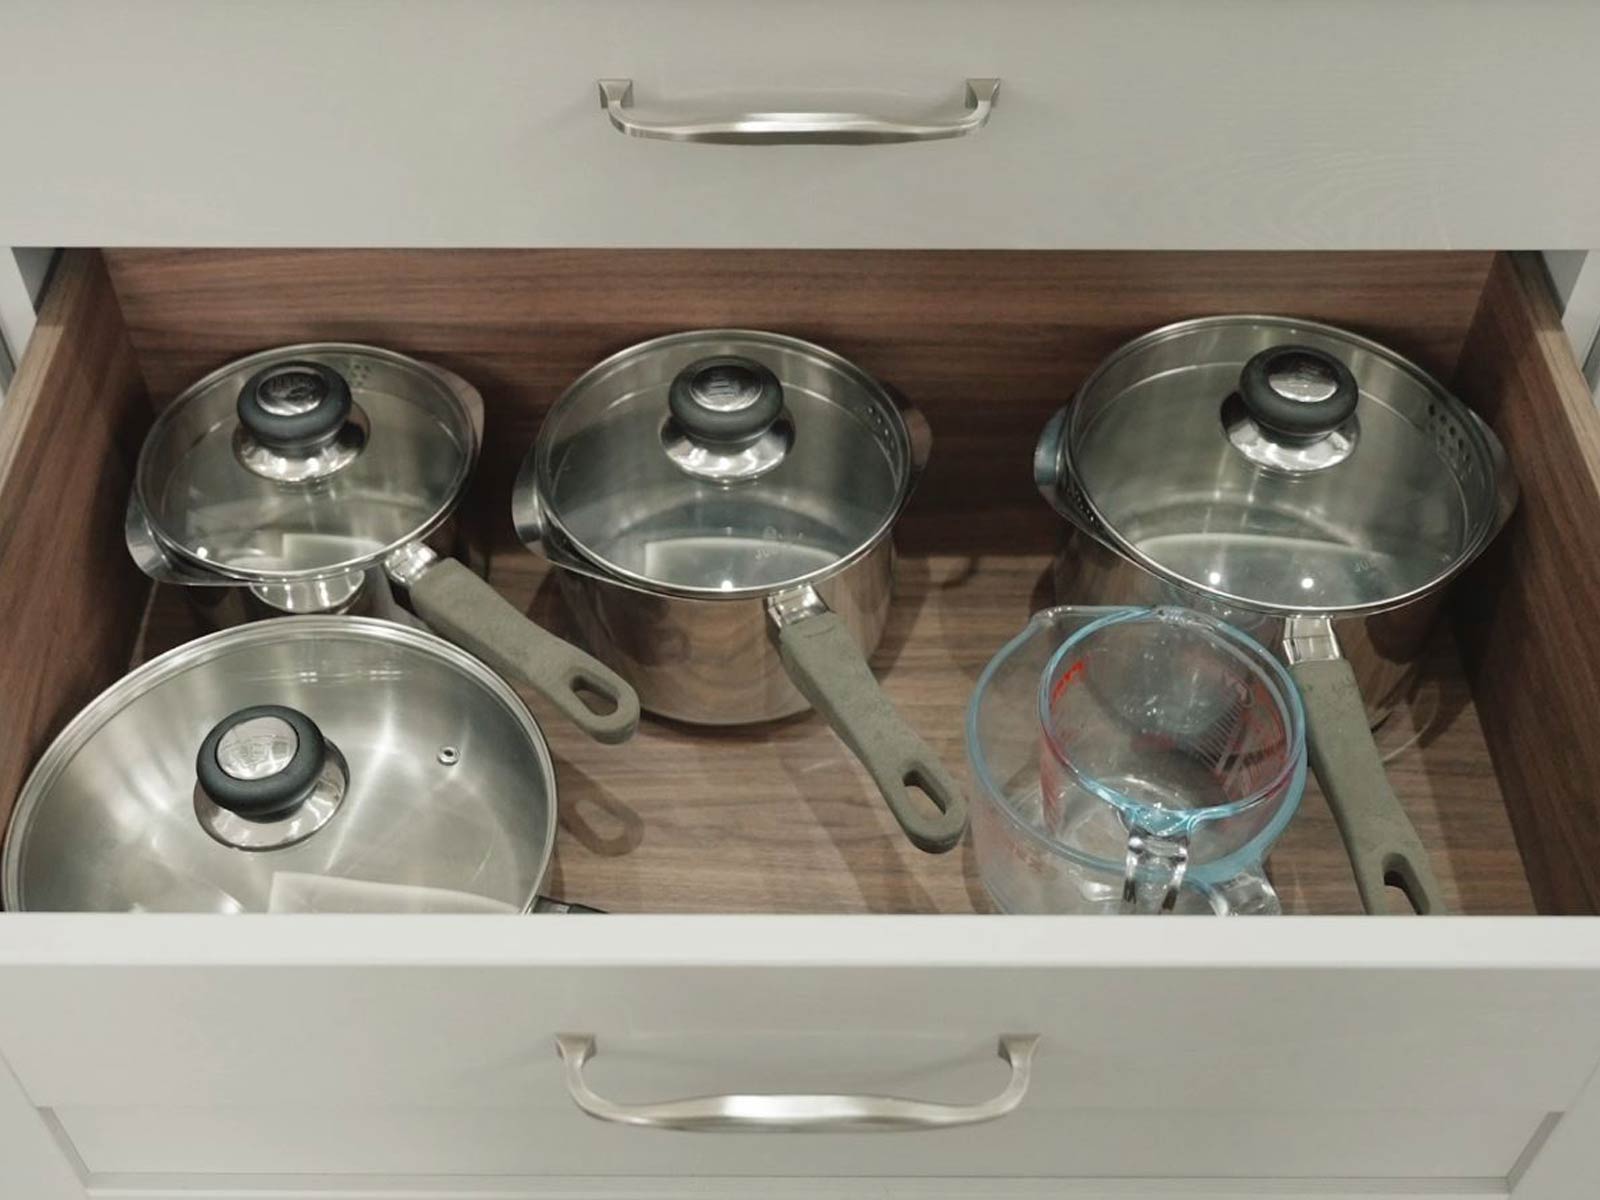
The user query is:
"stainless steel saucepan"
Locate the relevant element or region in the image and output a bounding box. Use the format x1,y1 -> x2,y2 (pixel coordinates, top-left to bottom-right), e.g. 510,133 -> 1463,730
3,618 -> 591,913
512,330 -> 969,854
1034,316 -> 1517,914
125,343 -> 640,743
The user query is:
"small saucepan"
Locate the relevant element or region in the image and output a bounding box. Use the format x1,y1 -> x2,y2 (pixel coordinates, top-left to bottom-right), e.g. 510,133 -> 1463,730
3,618 -> 590,913
513,330 -> 968,853
125,343 -> 639,743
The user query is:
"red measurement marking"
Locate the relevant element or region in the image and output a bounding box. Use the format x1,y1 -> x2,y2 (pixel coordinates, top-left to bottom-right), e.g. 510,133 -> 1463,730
1049,659 -> 1087,703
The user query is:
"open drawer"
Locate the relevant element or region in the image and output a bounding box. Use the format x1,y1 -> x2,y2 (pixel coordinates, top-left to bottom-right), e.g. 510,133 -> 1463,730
0,249 -> 1598,1199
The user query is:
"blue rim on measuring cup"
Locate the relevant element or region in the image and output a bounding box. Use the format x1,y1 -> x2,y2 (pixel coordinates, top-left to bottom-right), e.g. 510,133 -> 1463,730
965,605 -> 1305,890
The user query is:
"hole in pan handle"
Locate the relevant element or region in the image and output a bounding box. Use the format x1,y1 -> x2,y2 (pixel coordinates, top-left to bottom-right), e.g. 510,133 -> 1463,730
1289,651 -> 1446,915
402,556 -> 642,745
768,587 -> 968,853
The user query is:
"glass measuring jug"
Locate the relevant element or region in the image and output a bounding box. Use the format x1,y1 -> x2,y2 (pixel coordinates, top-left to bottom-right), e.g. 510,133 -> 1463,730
968,607 -> 1305,915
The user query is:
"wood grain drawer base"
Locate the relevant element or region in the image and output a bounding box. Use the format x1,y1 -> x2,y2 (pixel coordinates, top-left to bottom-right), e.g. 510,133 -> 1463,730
131,551 -> 1534,917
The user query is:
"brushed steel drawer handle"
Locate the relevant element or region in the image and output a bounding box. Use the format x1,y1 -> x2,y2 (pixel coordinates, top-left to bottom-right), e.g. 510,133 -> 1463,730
553,1033 -> 1039,1132
596,78 -> 1000,145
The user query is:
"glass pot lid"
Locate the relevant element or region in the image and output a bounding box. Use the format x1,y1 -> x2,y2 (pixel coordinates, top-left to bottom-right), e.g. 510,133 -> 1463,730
2,618 -> 556,913
1061,316 -> 1511,615
526,330 -> 924,598
133,344 -> 480,583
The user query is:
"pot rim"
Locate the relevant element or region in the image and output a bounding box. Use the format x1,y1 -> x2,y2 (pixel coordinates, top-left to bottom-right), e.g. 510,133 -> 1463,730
1,616 -> 557,913
133,343 -> 481,586
1057,313 -> 1513,620
523,329 -> 925,603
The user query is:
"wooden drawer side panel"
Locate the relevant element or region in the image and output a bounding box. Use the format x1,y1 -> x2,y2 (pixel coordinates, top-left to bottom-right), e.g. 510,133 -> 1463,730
0,251 -> 152,837
1453,253 -> 1600,914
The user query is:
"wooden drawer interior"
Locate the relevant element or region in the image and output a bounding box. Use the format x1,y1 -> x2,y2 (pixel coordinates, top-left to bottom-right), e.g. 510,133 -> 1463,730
2,248 -> 1595,915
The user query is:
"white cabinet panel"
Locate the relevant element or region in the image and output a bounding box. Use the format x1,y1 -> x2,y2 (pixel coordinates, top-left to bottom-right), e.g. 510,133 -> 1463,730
4,1 -> 1600,249
0,916 -> 1595,1188
0,1053 -> 83,1200
50,1105 -> 1546,1180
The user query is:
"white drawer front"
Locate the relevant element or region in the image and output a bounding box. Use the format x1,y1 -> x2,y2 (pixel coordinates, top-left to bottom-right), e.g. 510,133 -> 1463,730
0,916 -> 1596,1188
47,1105 -> 1544,1180
5,1 -> 1600,249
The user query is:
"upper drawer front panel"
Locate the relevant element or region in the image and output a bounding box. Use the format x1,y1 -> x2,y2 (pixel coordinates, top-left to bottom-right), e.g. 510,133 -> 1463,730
6,0 -> 1600,248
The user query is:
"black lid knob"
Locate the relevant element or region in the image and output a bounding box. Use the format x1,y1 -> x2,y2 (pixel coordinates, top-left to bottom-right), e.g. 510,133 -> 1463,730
667,356 -> 784,444
237,361 -> 353,453
196,705 -> 327,822
1238,345 -> 1359,440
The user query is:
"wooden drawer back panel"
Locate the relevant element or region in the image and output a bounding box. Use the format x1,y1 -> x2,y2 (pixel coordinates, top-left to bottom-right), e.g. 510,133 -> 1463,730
102,249 -> 1494,552
0,251 -> 151,832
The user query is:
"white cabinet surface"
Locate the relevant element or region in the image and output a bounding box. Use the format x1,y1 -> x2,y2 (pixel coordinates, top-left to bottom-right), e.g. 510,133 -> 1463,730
4,0 -> 1600,249
0,917 -> 1598,1198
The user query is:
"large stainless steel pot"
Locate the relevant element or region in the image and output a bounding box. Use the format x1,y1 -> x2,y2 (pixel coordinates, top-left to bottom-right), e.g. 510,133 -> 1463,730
3,618 -> 587,913
125,343 -> 639,743
513,330 -> 968,854
1033,316 -> 1518,914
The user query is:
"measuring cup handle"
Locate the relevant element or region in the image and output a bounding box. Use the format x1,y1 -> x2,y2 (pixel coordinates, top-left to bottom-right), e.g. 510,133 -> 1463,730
1122,832 -> 1190,914
1291,656 -> 1446,915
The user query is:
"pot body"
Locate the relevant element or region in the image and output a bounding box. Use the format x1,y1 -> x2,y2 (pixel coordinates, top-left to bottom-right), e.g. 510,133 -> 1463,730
1050,527 -> 1440,727
172,518 -> 482,630
555,539 -> 894,725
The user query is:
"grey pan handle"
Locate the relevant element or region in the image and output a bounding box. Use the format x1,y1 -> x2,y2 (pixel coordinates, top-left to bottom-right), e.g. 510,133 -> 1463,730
555,1034 -> 1038,1132
409,558 -> 641,745
1292,657 -> 1446,915
772,601 -> 967,853
597,78 -> 999,145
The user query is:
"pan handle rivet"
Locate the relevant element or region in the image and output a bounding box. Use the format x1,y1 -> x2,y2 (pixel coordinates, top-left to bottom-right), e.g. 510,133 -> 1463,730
437,746 -> 460,766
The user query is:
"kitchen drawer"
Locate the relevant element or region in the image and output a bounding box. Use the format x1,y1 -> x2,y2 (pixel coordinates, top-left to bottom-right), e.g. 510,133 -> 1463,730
1,248 -> 1599,1200
6,1 -> 1600,249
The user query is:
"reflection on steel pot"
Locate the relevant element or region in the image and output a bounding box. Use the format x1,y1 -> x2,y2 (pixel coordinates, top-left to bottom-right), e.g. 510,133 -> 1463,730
125,343 -> 639,743
1034,317 -> 1517,915
513,330 -> 968,854
2,618 -> 593,913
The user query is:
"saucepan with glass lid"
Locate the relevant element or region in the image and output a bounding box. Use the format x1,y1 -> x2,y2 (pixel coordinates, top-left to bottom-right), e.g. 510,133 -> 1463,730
124,343 -> 639,744
513,330 -> 969,854
4,617 -> 594,914
1034,316 -> 1517,914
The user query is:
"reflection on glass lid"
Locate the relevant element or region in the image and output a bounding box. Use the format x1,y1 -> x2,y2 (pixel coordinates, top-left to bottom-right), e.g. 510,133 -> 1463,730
1066,317 -> 1505,614
533,331 -> 917,597
134,345 -> 478,582
1,619 -> 554,913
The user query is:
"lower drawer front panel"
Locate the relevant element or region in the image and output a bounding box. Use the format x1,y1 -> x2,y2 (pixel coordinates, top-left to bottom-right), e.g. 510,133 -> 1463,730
4,920 -> 1600,1184
53,1104 -> 1545,1178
